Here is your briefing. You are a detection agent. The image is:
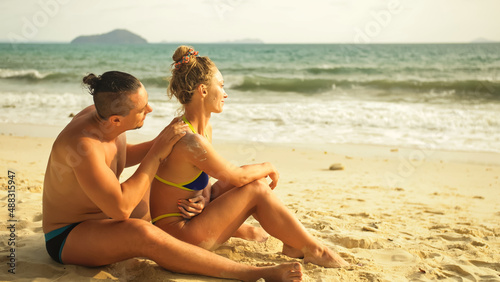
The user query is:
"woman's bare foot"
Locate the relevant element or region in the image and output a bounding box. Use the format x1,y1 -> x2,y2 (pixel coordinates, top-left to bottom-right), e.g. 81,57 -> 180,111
255,262 -> 302,282
282,244 -> 304,258
233,224 -> 269,242
303,246 -> 349,268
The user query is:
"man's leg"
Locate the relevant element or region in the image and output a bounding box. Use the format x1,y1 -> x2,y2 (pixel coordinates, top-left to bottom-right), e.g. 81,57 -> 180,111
61,218 -> 302,281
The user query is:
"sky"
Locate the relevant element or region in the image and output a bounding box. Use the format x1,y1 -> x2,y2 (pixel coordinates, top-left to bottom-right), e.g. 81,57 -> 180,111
1,0 -> 499,44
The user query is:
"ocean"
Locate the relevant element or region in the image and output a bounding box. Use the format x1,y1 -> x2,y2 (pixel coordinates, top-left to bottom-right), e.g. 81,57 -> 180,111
1,43 -> 500,153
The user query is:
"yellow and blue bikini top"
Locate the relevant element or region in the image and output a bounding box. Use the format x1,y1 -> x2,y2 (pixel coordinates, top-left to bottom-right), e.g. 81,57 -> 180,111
154,116 -> 209,191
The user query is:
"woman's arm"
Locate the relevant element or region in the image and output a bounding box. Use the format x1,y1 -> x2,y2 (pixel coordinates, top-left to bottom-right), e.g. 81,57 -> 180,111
179,134 -> 279,189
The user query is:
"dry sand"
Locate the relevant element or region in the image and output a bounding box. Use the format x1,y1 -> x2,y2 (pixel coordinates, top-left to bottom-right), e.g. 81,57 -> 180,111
0,128 -> 499,281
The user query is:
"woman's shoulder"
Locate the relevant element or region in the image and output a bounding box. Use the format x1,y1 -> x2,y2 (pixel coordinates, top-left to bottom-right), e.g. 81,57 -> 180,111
170,132 -> 211,163
176,132 -> 210,152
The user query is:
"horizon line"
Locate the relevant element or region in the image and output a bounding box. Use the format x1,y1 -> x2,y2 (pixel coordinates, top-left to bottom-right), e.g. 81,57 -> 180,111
1,41 -> 499,45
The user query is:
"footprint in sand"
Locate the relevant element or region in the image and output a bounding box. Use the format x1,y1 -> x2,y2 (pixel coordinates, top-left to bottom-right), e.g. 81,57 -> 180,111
347,212 -> 373,218
331,232 -> 386,249
32,212 -> 43,222
354,248 -> 417,267
440,263 -> 500,281
371,249 -> 416,266
438,233 -> 487,248
468,260 -> 500,271
438,234 -> 470,242
0,261 -> 65,280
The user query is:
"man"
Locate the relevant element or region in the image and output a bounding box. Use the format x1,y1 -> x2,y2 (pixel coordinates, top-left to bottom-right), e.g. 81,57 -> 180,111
42,71 -> 302,281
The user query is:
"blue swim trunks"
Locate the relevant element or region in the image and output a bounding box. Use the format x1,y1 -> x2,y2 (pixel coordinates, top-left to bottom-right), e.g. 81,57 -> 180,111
44,222 -> 81,264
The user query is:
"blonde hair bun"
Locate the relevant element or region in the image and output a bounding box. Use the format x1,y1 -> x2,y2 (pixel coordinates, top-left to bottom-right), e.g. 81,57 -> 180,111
168,46 -> 215,105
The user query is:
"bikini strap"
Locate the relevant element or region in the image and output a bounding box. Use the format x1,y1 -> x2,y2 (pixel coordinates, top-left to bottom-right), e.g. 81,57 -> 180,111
154,174 -> 196,192
182,116 -> 197,134
151,213 -> 183,224
182,116 -> 209,139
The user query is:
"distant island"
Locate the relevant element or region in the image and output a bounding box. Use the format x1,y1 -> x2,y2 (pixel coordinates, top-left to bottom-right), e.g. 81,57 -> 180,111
71,29 -> 147,44
158,38 -> 264,44
220,38 -> 264,44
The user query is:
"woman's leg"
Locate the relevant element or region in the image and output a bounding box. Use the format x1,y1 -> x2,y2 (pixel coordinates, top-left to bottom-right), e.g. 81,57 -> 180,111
210,180 -> 269,242
157,179 -> 348,268
232,222 -> 269,242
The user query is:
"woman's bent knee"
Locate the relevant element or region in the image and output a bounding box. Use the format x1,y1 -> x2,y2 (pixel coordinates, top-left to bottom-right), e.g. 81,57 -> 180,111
243,178 -> 272,198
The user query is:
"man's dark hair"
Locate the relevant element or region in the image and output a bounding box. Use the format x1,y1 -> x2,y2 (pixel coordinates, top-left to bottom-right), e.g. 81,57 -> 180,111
83,71 -> 142,119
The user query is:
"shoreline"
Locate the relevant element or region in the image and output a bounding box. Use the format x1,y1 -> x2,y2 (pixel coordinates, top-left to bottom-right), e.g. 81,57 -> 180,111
2,122 -> 500,166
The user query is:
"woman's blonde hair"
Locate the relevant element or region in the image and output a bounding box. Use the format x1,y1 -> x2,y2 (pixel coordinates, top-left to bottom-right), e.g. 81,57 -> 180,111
167,46 -> 215,105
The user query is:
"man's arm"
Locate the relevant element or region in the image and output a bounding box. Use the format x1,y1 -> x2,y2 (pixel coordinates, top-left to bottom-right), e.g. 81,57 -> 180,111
125,140 -> 155,167
72,121 -> 188,220
71,138 -> 161,220
125,117 -> 182,167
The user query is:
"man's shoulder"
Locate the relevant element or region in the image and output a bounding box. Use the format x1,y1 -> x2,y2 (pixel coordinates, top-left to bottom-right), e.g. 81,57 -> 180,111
74,105 -> 96,118
53,117 -> 103,152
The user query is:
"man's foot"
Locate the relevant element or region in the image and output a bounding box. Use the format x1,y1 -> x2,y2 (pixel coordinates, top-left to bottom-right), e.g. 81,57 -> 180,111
257,262 -> 302,282
233,224 -> 269,242
303,246 -> 349,268
282,244 -> 304,258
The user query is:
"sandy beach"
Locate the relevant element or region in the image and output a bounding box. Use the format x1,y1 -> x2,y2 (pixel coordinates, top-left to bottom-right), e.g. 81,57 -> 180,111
0,125 -> 499,281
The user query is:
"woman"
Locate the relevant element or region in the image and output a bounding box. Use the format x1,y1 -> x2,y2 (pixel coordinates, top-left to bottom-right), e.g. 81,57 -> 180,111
150,46 -> 349,268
